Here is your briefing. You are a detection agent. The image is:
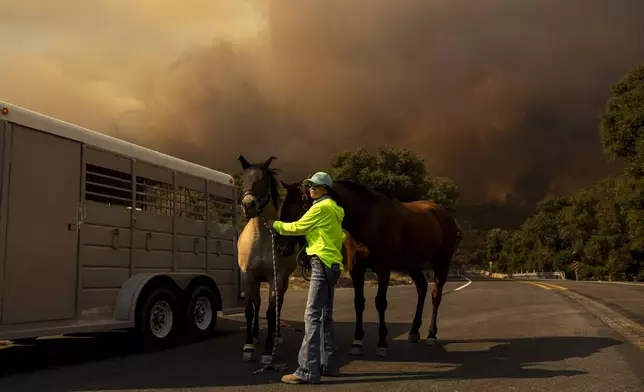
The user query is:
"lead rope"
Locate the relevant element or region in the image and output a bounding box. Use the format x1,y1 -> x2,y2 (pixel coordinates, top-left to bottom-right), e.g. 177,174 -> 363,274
253,217 -> 286,374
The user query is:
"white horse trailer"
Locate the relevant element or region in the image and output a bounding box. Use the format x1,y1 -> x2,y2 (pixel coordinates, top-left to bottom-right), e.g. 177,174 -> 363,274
0,101 -> 242,348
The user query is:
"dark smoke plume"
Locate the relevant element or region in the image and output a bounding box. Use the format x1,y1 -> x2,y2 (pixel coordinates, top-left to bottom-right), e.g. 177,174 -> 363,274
7,0 -> 644,205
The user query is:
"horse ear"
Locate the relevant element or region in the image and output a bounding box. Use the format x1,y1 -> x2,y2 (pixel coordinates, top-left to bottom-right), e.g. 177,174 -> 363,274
263,156 -> 277,169
237,155 -> 251,170
280,180 -> 290,189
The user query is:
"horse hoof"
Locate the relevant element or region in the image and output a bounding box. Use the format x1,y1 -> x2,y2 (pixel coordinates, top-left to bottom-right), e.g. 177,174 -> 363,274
261,354 -> 272,365
242,343 -> 256,361
408,334 -> 421,343
426,337 -> 437,346
349,340 -> 364,356
376,347 -> 388,357
274,336 -> 284,345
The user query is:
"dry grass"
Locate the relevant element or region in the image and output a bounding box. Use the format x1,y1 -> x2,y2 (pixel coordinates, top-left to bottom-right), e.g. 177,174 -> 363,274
260,271 -> 413,291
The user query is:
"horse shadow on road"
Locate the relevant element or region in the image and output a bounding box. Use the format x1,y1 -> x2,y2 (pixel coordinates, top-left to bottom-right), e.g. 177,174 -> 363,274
0,317 -> 623,391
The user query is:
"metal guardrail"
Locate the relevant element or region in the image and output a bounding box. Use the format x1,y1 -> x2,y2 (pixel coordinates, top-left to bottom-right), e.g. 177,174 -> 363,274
510,272 -> 566,280
462,268 -> 644,285
464,269 -> 566,280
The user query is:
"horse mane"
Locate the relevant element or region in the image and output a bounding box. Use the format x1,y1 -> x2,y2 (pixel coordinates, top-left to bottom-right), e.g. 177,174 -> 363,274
373,185 -> 400,201
334,180 -> 397,203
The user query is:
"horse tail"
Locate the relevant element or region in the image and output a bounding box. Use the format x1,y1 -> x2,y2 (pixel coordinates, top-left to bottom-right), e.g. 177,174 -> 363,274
427,206 -> 462,266
455,219 -> 464,239
343,231 -> 356,272
429,205 -> 462,241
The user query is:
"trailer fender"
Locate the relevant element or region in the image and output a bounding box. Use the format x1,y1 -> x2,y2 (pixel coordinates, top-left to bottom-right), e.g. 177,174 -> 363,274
114,273 -> 221,322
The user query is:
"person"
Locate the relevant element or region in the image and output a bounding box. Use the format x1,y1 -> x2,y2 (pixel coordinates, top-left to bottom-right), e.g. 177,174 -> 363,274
264,171 -> 346,384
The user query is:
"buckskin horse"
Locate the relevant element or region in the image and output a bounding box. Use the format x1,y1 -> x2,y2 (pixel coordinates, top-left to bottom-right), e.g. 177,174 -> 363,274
281,179 -> 462,356
236,155 -> 308,364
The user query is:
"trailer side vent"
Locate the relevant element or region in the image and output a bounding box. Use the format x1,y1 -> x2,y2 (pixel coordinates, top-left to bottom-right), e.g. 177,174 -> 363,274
85,164 -> 132,208
135,176 -> 173,216
209,194 -> 234,227
176,186 -> 206,221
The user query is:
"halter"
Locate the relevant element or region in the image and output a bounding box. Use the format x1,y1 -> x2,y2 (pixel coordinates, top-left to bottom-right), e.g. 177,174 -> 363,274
300,192 -> 311,211
242,172 -> 274,215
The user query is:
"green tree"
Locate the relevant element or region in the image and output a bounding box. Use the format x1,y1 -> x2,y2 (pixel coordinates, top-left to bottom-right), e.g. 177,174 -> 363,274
476,64 -> 644,281
329,145 -> 460,211
600,65 -> 644,177
485,228 -> 510,271
329,146 -> 430,201
426,176 -> 460,212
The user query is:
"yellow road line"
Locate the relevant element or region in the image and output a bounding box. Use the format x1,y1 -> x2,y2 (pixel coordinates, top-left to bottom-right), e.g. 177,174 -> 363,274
522,281 -> 552,290
540,282 -> 569,290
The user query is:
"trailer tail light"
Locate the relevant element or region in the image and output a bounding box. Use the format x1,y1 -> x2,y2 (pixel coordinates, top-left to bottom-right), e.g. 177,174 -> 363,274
1,107 -> 8,115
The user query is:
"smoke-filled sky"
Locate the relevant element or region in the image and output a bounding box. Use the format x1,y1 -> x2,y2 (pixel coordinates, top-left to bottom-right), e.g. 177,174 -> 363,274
2,0 -> 643,205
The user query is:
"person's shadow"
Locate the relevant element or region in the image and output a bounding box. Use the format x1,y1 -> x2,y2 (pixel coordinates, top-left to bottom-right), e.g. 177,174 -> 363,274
0,316 -> 624,392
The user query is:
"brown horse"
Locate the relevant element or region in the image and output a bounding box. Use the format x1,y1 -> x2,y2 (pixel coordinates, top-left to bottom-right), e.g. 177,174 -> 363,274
334,180 -> 463,355
236,156 -> 308,364
281,179 -> 462,356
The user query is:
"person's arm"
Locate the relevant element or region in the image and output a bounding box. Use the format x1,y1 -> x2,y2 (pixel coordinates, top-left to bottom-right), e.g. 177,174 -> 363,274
273,205 -> 323,236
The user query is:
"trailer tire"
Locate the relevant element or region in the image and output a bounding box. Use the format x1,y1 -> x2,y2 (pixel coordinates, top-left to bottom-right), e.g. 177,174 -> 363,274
186,285 -> 218,340
135,286 -> 179,350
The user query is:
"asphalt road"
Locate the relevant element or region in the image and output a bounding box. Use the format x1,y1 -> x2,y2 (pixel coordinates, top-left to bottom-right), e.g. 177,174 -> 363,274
540,280 -> 644,326
0,278 -> 643,392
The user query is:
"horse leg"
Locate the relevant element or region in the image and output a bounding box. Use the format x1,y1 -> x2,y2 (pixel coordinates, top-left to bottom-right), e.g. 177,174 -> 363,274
262,277 -> 288,365
407,268 -> 428,343
427,265 -> 448,345
252,285 -> 261,345
243,281 -> 261,361
262,280 -> 277,365
276,276 -> 288,343
348,263 -> 366,356
375,270 -> 391,357
243,295 -> 255,361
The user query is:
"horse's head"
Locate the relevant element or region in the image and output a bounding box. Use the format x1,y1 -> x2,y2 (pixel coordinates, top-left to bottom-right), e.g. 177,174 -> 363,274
237,155 -> 279,219
280,180 -> 313,222
274,180 -> 312,257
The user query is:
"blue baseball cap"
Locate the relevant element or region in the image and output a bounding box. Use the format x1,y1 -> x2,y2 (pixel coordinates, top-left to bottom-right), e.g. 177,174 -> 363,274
303,171 -> 333,187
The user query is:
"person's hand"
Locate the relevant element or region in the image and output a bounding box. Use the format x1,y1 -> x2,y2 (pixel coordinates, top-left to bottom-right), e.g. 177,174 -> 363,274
264,219 -> 275,229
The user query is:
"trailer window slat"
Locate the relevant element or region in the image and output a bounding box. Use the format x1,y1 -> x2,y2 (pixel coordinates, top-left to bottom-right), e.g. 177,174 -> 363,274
84,164 -> 133,207
85,191 -> 132,203
86,180 -> 130,193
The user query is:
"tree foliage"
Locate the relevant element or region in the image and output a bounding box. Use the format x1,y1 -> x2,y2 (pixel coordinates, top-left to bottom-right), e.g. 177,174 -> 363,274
329,145 -> 460,211
480,64 -> 644,281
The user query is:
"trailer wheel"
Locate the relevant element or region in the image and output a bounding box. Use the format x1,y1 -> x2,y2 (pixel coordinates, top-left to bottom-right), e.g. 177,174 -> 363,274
135,286 -> 179,349
186,285 -> 218,340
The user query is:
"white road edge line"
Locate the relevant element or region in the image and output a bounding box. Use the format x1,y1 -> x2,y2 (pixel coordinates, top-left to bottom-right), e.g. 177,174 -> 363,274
229,275 -> 473,319
453,275 -> 472,291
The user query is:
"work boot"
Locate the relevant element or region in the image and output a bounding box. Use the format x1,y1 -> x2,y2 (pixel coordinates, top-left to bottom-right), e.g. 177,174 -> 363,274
281,373 -> 320,384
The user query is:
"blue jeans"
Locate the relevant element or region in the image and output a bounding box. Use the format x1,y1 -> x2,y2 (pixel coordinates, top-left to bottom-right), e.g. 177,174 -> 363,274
294,256 -> 342,382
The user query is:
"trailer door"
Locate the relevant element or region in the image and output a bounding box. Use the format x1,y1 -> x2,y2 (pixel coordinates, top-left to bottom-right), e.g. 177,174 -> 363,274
1,124 -> 81,324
